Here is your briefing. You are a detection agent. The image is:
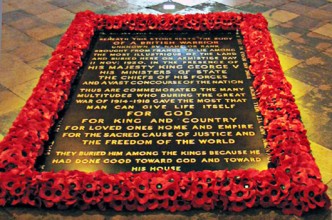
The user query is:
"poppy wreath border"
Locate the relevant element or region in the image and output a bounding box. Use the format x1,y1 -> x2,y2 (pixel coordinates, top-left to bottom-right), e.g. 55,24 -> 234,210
0,11 -> 330,216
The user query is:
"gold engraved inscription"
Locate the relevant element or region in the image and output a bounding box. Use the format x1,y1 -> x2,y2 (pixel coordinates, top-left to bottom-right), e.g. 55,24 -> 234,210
44,31 -> 268,173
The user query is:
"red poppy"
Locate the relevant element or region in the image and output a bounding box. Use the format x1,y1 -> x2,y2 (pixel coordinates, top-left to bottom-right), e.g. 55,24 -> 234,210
124,199 -> 138,211
8,182 -> 25,197
0,184 -> 7,206
137,202 -> 148,212
173,199 -> 192,211
76,198 -> 91,210
147,15 -> 158,30
280,200 -> 307,216
110,200 -> 124,211
39,186 -> 55,205
191,182 -> 211,208
0,11 -> 330,215
213,170 -> 227,191
178,173 -> 194,200
150,176 -> 170,199
83,190 -> 103,205
164,183 -> 179,201
82,175 -> 99,192
21,189 -> 39,207
229,201 -> 247,212
214,194 -> 229,211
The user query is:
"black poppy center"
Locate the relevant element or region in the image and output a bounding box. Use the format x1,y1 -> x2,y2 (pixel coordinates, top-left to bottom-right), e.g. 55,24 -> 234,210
45,190 -> 52,197
309,191 -> 314,197
271,190 -> 278,196
237,191 -> 243,197
168,190 -> 175,196
55,190 -> 62,196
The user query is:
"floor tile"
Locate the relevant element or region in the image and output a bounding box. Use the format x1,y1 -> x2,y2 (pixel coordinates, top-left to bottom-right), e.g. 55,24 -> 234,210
64,1 -> 103,14
192,2 -> 231,12
285,76 -> 314,99
272,21 -> 310,36
97,4 -> 143,15
25,24 -> 65,41
48,0 -> 82,8
279,2 -> 315,15
327,179 -> 332,198
318,2 -> 332,11
23,2 -> 60,15
93,0 -> 135,12
310,124 -> 332,151
0,108 -> 22,138
9,16 -> 47,32
1,25 -> 33,52
94,8 -> 115,15
26,55 -> 51,72
297,0 -> 328,8
87,0 -> 125,8
309,141 -> 332,183
253,0 -> 289,7
0,90 -> 25,116
8,40 -> 53,63
2,9 -> 33,24
270,23 -> 306,40
225,8 -> 246,13
278,41 -> 319,60
2,3 -> 16,13
312,23 -> 332,38
270,33 -> 291,48
10,79 -> 39,101
263,9 -> 299,23
304,53 -> 332,71
285,15 -> 326,31
6,0 -> 47,9
293,32 -> 332,51
41,34 -> 62,49
235,2 -> 270,13
323,47 -> 332,57
305,8 -> 332,21
285,62 -> 331,87
214,0 -> 251,7
265,18 -> 282,28
0,53 -> 42,88
327,180 -> 332,201
277,52 -> 302,71
37,8 -> 75,26
297,87 -> 332,121
296,105 -> 330,147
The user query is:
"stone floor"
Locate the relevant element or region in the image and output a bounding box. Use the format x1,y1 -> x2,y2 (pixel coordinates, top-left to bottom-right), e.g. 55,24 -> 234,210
0,0 -> 331,219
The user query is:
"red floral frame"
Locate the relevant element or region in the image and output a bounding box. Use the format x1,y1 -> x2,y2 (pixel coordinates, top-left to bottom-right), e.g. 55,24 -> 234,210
0,11 -> 330,216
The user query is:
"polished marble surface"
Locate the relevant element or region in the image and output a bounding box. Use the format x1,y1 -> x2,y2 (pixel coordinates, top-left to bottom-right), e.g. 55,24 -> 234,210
0,0 -> 331,219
